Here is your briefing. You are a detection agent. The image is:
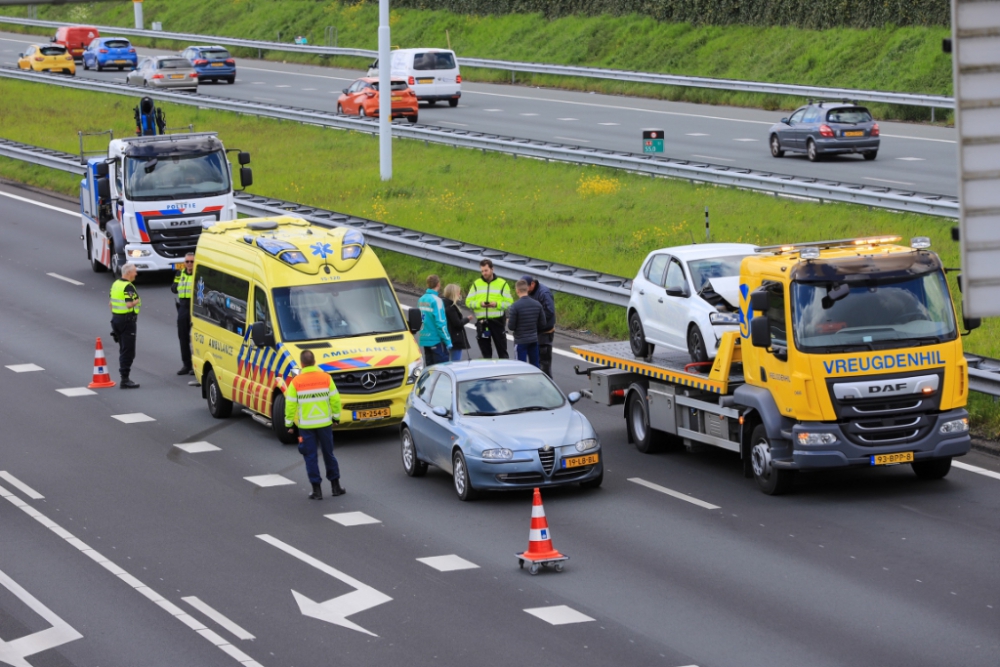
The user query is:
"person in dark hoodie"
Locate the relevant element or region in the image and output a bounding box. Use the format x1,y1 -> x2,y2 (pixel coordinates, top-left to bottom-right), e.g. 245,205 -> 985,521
506,280 -> 545,368
442,283 -> 473,362
522,275 -> 556,377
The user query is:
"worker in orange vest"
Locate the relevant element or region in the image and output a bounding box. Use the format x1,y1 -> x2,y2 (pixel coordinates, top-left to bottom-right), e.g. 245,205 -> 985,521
284,350 -> 344,499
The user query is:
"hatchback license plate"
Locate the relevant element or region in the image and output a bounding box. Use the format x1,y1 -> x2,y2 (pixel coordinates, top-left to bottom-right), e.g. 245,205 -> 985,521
561,453 -> 599,469
843,130 -> 865,137
170,74 -> 184,79
871,451 -> 913,466
212,62 -> 225,67
353,408 -> 390,421
115,60 -> 129,64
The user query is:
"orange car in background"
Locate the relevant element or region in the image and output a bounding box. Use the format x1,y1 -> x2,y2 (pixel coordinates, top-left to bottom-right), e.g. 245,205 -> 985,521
336,77 -> 418,123
52,24 -> 99,60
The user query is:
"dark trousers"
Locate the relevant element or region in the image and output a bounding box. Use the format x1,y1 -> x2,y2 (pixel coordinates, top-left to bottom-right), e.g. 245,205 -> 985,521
423,342 -> 448,366
538,332 -> 554,377
298,427 -> 340,485
476,317 -> 509,359
515,342 -> 540,368
110,314 -> 137,378
177,300 -> 192,369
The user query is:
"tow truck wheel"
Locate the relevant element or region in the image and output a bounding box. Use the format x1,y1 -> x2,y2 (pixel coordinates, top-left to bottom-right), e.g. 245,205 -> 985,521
401,427 -> 428,477
911,457 -> 952,480
750,425 -> 794,495
628,312 -> 652,358
271,393 -> 299,445
627,390 -> 660,454
206,369 -> 233,419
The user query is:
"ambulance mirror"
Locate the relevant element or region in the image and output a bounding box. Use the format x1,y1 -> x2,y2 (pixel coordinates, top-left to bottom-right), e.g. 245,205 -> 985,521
750,316 -> 771,348
407,307 -> 423,334
250,322 -> 274,347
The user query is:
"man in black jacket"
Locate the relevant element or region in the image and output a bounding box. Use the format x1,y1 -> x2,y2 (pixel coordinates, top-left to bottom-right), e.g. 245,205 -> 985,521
523,275 -> 556,377
506,280 -> 545,368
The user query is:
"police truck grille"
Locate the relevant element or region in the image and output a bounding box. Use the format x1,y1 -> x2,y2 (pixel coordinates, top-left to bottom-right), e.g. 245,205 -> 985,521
538,448 -> 555,475
329,367 -> 405,395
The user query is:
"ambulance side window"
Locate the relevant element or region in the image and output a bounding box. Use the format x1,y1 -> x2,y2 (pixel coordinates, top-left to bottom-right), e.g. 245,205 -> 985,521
192,264 -> 250,335
253,284 -> 271,332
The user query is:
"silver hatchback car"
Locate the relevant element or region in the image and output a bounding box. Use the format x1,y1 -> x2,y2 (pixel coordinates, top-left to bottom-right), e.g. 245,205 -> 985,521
126,56 -> 198,91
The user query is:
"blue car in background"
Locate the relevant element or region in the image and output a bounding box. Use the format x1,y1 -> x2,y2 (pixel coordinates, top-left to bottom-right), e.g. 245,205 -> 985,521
82,37 -> 137,71
400,360 -> 603,500
180,45 -> 236,84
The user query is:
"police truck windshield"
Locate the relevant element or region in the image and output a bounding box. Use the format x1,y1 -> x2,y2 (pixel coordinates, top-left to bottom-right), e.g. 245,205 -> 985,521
791,271 -> 957,352
272,279 -> 406,342
125,150 -> 230,201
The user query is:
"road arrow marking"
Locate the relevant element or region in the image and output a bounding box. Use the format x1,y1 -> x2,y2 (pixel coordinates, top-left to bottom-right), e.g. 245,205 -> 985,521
256,534 -> 391,637
0,567 -> 82,667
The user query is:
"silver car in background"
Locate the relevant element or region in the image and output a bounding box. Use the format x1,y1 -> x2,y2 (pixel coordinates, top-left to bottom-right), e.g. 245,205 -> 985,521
126,56 -> 198,91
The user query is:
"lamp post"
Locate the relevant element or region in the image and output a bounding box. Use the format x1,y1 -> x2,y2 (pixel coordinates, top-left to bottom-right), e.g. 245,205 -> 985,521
133,0 -> 143,30
378,0 -> 391,180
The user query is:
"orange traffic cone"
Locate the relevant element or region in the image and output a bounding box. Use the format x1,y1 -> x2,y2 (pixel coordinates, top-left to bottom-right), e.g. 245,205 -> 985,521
87,337 -> 116,388
516,487 -> 568,575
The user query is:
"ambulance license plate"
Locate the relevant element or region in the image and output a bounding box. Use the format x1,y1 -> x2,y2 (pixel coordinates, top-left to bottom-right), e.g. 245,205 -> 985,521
561,454 -> 599,469
843,130 -> 865,137
353,408 -> 391,421
871,451 -> 913,466
417,77 -> 434,84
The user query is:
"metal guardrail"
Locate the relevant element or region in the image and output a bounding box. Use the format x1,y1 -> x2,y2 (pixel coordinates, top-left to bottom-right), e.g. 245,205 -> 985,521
0,16 -> 955,110
0,67 -> 961,218
1,134 -> 997,397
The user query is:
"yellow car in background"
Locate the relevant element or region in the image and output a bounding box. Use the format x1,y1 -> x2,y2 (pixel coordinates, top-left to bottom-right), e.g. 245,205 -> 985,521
17,44 -> 76,75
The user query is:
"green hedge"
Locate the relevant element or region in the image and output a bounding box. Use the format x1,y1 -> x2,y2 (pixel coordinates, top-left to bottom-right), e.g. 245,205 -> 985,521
385,0 -> 950,29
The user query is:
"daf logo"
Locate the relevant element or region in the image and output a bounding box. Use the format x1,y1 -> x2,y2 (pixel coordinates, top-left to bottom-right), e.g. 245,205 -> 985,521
168,219 -> 196,227
869,382 -> 907,394
360,372 -> 378,390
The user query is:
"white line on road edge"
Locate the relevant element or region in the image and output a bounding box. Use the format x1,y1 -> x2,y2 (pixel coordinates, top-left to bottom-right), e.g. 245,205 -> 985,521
953,460 -> 1000,481
692,154 -> 736,162
0,190 -> 77,216
863,176 -> 915,186
182,596 -> 256,640
553,136 -> 591,143
628,477 -> 721,510
0,482 -> 265,667
0,471 -> 44,499
47,272 -> 84,286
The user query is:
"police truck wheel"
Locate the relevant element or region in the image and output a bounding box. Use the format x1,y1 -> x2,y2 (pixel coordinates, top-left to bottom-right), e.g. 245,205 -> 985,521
750,425 -> 794,495
911,457 -> 952,480
628,312 -> 651,357
271,393 -> 299,445
687,325 -> 709,364
401,427 -> 427,477
88,238 -> 107,273
110,247 -> 123,279
206,369 -> 233,419
627,390 -> 661,454
452,450 -> 477,501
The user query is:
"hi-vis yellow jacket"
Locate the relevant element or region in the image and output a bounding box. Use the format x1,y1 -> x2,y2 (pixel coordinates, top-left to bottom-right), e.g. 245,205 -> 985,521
284,366 -> 342,428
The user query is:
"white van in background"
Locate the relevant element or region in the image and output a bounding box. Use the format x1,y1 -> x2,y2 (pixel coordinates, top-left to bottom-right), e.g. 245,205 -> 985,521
368,48 -> 461,107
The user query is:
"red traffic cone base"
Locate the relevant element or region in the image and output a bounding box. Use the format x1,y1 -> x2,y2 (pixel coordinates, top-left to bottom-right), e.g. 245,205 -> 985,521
88,337 -> 116,388
516,488 -> 568,574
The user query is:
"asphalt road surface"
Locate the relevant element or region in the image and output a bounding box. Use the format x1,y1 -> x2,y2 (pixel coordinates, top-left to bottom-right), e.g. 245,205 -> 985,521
1,183 -> 998,667
0,31 -> 959,196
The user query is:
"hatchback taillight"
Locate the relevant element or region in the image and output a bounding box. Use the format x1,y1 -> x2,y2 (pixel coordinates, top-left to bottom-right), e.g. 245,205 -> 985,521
151,73 -> 164,79
99,49 -> 108,54
65,55 -> 73,60
194,59 -> 208,66
128,48 -> 136,53
456,74 -> 462,84
408,76 -> 414,85
871,123 -> 880,137
34,57 -> 44,62
225,59 -> 235,65
819,124 -> 835,138
190,72 -> 198,78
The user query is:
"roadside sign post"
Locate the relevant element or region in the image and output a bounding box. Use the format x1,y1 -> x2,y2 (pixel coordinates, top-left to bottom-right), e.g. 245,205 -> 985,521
133,0 -> 143,30
642,129 -> 664,154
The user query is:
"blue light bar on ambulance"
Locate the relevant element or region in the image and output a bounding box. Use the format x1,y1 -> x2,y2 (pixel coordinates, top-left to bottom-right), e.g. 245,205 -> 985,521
342,229 -> 366,261
253,237 -> 308,265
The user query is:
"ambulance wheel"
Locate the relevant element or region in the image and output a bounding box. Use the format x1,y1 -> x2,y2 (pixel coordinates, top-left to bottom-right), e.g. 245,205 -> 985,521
750,425 -> 794,495
401,427 -> 427,477
452,450 -> 477,501
911,457 -> 952,480
272,393 -> 298,444
627,390 -> 660,454
628,311 -> 651,357
529,562 -> 539,575
206,369 -> 233,419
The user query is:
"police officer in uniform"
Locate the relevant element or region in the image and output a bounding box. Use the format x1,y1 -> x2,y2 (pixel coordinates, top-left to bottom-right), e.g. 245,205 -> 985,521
109,263 -> 141,389
172,252 -> 195,375
466,259 -> 513,359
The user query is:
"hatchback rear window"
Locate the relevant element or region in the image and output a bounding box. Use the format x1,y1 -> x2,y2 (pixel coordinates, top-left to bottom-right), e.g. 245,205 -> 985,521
40,46 -> 67,56
827,107 -> 873,124
159,59 -> 190,69
105,40 -> 130,49
202,49 -> 231,60
413,52 -> 456,71
372,81 -> 410,91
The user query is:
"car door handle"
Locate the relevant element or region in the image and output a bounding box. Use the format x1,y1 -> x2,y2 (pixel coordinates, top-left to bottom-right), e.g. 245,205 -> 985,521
639,290 -> 645,296
421,412 -> 428,417
658,298 -> 664,303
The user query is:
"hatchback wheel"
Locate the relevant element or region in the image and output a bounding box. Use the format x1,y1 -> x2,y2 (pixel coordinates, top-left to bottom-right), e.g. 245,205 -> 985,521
452,450 -> 477,501
401,427 -> 428,477
628,311 -> 652,358
359,106 -> 367,118
863,150 -> 878,161
407,114 -> 418,124
770,134 -> 784,157
687,325 -> 709,364
807,139 -> 820,162
449,98 -> 458,108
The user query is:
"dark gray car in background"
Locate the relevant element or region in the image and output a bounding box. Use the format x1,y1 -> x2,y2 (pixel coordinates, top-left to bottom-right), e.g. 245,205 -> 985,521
769,102 -> 880,162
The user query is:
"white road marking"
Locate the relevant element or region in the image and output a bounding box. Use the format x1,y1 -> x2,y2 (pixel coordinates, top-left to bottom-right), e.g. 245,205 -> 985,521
557,117 -> 579,121
686,132 -> 709,136
302,87 -> 317,91
112,412 -> 156,424
437,120 -> 469,127
257,534 -> 392,637
880,133 -> 954,143
252,96 -> 277,102
0,190 -> 77,215
953,460 -> 1000,481
244,474 -> 295,487
275,84 -> 291,88
0,482 -> 264,667
733,138 -> 759,142
692,154 -> 736,162
7,363 -> 44,372
520,112 -> 539,116
416,554 -> 479,572
896,157 -> 925,161
524,605 -> 595,625
47,272 -> 84,285
250,81 -> 265,84
0,567 -> 82,663
483,108 -> 503,112
0,471 -> 44,499
863,176 -> 916,186
628,477 -> 721,510
599,122 -> 620,125
174,441 -> 221,453
325,511 -> 381,526
182,596 -> 256,640
239,64 -> 352,82
57,387 -> 97,397
554,136 -> 591,143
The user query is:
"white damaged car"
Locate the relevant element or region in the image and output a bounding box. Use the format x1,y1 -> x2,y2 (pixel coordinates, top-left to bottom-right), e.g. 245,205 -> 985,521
627,244 -> 757,362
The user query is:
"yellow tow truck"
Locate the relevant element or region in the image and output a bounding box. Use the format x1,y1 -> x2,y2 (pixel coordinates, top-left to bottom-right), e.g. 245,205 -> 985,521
574,236 -> 978,494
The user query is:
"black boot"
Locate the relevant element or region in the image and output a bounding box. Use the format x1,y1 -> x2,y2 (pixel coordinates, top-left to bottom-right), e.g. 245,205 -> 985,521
308,483 -> 322,500
120,375 -> 140,389
177,367 -> 192,375
330,479 -> 345,497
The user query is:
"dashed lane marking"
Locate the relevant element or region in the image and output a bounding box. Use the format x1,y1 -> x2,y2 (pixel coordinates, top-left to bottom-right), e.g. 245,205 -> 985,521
173,441 -> 221,453
112,413 -> 156,424
483,108 -> 503,112
896,157 -> 926,161
733,138 -> 759,142
302,87 -> 317,91
599,122 -> 620,125
47,272 -> 84,286
557,117 -> 579,121
416,554 -> 479,572
437,121 -> 469,127
6,363 -> 44,372
244,474 -> 295,488
524,605 -> 595,625
182,596 -> 256,640
0,190 -> 77,215
325,511 -> 381,526
686,132 -> 709,136
0,471 -> 44,499
520,112 -> 539,116
275,84 -> 291,88
953,461 -> 1000,481
628,477 -> 721,510
57,387 -> 97,397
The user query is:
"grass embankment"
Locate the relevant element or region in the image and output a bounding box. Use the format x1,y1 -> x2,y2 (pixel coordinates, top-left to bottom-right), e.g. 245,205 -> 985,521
0,78 -> 995,435
1,1 -> 953,122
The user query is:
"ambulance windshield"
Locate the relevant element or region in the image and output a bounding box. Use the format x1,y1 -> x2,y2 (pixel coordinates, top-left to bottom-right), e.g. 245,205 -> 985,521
125,150 -> 230,201
272,278 -> 406,342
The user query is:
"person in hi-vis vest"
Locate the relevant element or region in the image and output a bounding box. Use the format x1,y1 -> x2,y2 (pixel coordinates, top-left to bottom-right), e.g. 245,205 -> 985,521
285,350 -> 345,499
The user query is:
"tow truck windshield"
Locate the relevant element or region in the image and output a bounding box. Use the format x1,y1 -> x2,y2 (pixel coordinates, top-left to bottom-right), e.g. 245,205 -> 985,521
792,271 -> 957,352
272,279 -> 406,342
125,150 -> 230,201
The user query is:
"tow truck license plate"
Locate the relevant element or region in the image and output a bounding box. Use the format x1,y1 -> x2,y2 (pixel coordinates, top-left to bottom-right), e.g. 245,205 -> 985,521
353,408 -> 391,421
843,130 -> 865,137
871,451 -> 913,466
417,77 -> 434,84
561,454 -> 599,469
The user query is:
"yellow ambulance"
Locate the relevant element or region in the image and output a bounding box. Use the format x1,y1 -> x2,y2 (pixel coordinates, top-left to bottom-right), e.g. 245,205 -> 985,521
190,216 -> 424,443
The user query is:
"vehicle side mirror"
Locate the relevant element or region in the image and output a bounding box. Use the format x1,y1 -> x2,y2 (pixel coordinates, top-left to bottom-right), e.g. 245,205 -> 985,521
238,151 -> 251,165
567,391 -> 581,404
407,307 -> 423,334
780,117 -> 789,124
50,36 -> 56,42
749,289 -> 770,313
239,167 -> 253,189
665,286 -> 688,298
432,405 -> 450,418
250,322 -> 275,347
342,88 -> 349,94
963,303 -> 981,333
96,177 -> 111,201
750,316 -> 771,348
95,161 -> 109,178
